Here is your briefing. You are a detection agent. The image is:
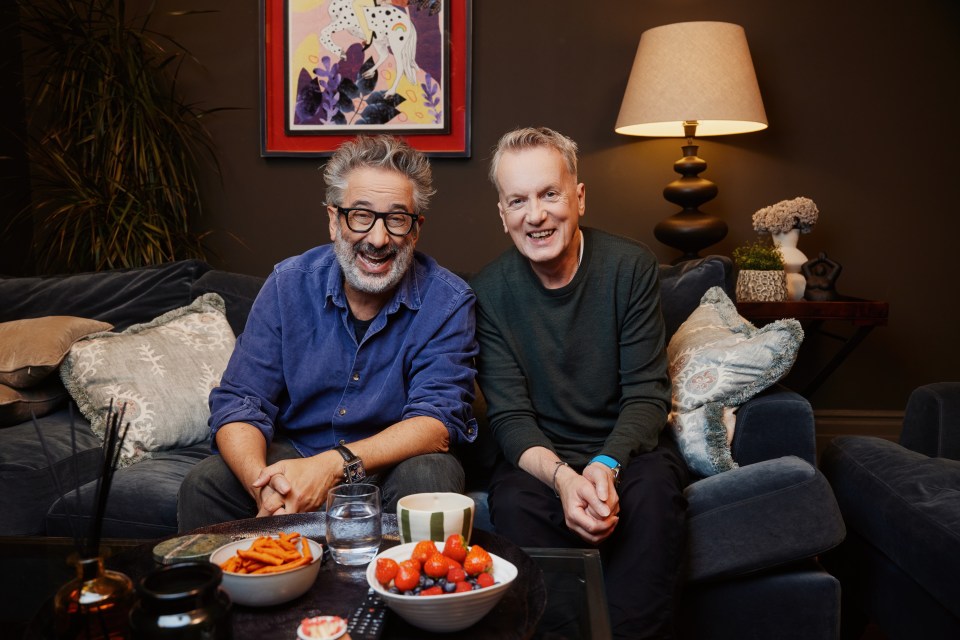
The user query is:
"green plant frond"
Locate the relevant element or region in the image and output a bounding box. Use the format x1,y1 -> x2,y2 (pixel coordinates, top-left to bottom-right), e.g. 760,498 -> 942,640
18,0 -> 219,272
732,239 -> 785,271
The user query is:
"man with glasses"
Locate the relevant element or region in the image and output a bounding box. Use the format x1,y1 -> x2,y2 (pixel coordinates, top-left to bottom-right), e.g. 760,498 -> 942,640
178,135 -> 478,530
472,127 -> 688,638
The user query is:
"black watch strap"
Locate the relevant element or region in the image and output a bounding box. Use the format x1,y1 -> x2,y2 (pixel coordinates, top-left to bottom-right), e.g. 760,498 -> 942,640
335,444 -> 356,462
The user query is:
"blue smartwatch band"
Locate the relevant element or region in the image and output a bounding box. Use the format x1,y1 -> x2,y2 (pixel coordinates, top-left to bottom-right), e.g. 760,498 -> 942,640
590,455 -> 619,469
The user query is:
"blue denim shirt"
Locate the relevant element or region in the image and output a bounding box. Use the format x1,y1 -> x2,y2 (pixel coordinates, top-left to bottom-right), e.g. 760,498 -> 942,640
208,245 -> 479,457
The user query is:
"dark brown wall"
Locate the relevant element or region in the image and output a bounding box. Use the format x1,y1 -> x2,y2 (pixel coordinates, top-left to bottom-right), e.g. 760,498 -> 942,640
17,0 -> 960,412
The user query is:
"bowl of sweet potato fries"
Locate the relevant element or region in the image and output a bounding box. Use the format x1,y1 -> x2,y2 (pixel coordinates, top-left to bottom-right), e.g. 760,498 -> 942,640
210,532 -> 323,606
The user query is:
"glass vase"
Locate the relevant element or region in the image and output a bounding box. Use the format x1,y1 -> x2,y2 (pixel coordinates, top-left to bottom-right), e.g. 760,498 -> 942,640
54,555 -> 134,639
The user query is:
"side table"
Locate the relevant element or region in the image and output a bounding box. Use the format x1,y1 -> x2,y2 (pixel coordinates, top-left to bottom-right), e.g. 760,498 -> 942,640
736,297 -> 889,397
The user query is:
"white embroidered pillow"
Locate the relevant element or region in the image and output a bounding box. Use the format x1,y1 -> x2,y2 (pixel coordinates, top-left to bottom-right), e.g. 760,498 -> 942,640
667,287 -> 803,476
60,294 -> 234,467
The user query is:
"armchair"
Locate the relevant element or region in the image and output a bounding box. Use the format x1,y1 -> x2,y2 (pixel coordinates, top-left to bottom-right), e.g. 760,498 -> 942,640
465,256 -> 847,640
821,382 -> 960,639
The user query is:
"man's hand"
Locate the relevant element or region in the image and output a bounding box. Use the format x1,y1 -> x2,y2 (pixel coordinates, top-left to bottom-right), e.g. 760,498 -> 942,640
582,462 -> 620,521
555,465 -> 620,544
251,451 -> 343,516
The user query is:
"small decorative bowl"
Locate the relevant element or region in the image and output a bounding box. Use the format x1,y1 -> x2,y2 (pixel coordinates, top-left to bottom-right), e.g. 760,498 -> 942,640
208,536 -> 323,607
365,542 -> 518,632
297,615 -> 347,640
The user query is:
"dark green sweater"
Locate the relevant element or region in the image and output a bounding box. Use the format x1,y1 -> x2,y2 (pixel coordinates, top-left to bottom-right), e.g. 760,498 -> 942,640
472,227 -> 670,467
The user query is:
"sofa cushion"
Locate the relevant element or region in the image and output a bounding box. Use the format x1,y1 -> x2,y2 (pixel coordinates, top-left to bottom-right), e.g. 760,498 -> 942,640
683,455 -> 845,582
0,316 -> 113,388
666,287 -> 803,476
46,441 -> 212,539
821,436 -> 960,617
658,255 -> 734,341
0,380 -> 70,427
0,259 -> 212,331
0,407 -> 102,535
60,293 -> 235,468
190,269 -> 266,336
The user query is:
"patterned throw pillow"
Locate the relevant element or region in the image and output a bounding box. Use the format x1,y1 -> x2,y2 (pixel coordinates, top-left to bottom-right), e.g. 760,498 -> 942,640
60,293 -> 235,468
666,287 -> 803,476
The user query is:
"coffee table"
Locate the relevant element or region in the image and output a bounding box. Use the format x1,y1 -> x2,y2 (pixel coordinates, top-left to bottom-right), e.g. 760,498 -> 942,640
11,515 -> 611,639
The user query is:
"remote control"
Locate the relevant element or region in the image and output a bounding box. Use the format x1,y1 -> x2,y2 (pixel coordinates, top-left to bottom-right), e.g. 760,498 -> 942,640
346,589 -> 387,640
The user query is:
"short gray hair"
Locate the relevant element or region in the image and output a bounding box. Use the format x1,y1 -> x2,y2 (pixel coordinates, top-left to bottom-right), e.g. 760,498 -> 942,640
324,135 -> 436,213
488,127 -> 579,190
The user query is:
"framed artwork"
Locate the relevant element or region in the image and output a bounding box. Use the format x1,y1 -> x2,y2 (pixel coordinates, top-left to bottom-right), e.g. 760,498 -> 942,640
260,0 -> 472,157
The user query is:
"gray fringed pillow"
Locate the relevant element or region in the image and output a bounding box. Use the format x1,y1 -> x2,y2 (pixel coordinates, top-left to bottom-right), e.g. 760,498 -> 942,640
666,287 -> 803,476
60,293 -> 235,468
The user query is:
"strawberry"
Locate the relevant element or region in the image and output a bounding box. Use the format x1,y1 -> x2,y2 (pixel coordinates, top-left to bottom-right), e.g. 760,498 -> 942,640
476,572 -> 495,588
419,586 -> 443,596
463,544 -> 493,576
446,565 -> 466,584
411,540 -> 438,568
374,557 -> 399,586
454,580 -> 473,593
423,552 -> 449,579
442,533 -> 468,563
394,559 -> 421,592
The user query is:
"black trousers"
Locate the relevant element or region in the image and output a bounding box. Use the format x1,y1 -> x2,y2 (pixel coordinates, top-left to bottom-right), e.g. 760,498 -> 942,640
488,435 -> 689,640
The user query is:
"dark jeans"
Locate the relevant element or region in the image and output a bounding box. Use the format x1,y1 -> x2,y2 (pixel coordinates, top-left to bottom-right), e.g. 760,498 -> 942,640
177,437 -> 465,532
488,436 -> 689,640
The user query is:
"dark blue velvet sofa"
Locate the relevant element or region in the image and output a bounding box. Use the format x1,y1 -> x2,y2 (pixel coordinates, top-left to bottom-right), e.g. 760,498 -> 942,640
0,257 -> 846,639
821,382 -> 960,639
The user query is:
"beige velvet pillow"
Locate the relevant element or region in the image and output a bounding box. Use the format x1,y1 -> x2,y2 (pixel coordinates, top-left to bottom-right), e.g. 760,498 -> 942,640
0,380 -> 70,427
0,317 -> 114,388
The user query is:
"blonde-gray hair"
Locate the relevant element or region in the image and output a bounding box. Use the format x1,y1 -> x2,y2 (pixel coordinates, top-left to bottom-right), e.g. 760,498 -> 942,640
488,127 -> 579,190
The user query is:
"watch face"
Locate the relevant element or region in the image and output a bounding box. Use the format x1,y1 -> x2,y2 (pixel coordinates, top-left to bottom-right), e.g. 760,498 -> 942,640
344,459 -> 366,484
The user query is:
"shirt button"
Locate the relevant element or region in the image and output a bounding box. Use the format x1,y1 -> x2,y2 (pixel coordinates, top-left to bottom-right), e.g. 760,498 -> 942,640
352,372 -> 360,381
338,408 -> 346,416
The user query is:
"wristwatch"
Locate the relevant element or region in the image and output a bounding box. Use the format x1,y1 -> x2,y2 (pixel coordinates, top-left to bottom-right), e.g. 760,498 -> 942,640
590,455 -> 622,485
335,444 -> 366,484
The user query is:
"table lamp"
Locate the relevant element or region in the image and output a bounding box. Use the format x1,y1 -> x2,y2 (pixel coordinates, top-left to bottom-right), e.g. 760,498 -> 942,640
615,21 -> 768,262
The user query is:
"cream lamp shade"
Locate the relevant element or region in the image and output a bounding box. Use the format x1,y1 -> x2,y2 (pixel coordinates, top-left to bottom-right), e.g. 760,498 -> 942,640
615,21 -> 767,137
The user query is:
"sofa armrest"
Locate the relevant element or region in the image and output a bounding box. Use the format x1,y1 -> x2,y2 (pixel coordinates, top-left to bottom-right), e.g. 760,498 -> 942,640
731,386 -> 817,467
900,382 -> 960,460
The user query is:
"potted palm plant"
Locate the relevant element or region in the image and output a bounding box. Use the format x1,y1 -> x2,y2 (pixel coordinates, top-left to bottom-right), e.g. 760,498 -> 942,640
732,239 -> 787,302
15,0 -> 219,273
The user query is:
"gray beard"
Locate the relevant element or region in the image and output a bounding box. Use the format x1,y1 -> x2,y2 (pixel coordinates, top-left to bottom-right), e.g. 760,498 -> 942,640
333,225 -> 414,295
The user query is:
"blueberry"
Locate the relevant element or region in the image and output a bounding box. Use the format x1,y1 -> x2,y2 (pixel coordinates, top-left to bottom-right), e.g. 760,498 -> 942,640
423,577 -> 435,588
436,578 -> 447,586
388,586 -> 400,594
443,582 -> 457,593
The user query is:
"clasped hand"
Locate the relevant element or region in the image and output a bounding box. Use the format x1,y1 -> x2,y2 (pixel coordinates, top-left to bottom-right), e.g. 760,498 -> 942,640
556,463 -> 620,544
250,453 -> 340,517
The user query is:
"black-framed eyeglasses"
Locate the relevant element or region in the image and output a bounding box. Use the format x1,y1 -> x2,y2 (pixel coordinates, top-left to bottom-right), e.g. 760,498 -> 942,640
336,206 -> 419,237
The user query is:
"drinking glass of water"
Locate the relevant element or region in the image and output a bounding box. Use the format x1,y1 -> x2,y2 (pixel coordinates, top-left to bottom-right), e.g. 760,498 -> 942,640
325,483 -> 382,566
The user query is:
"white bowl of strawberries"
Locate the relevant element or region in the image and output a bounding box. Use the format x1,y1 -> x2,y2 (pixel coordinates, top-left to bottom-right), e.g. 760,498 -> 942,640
365,534 -> 518,632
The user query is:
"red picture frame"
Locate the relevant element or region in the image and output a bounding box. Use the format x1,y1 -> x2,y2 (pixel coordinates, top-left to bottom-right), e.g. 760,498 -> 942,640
260,0 -> 472,157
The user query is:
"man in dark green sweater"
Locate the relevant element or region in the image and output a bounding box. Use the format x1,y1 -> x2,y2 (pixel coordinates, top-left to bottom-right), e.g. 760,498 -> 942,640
472,127 -> 689,639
